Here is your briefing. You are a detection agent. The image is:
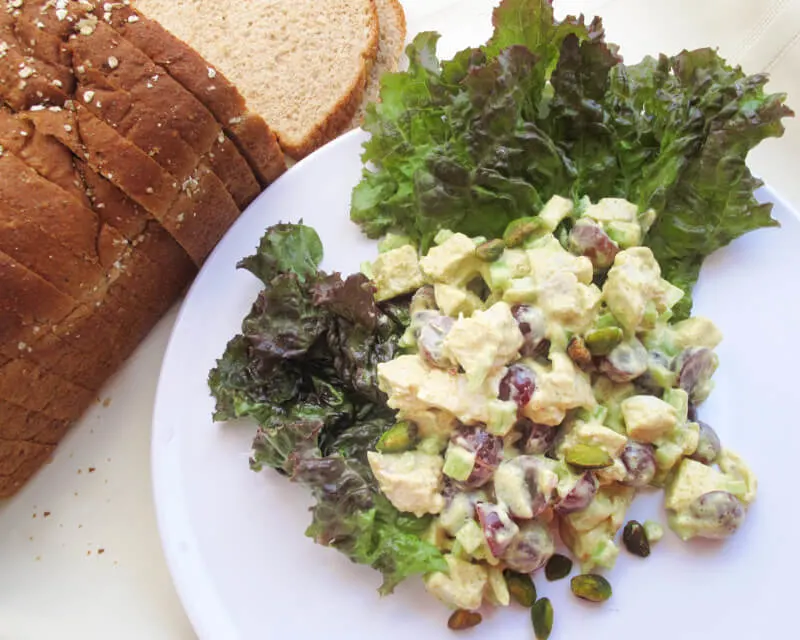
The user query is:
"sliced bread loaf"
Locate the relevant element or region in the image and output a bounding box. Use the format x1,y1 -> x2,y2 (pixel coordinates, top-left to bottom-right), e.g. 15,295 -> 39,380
97,3 -> 286,186
0,0 -> 289,495
134,0 -> 380,160
0,111 -> 196,388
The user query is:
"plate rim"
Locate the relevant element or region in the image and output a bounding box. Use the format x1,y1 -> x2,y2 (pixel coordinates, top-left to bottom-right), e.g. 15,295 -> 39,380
150,128 -> 797,640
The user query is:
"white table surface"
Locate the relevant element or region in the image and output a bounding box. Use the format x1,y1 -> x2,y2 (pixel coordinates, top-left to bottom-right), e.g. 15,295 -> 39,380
2,1 -> 799,637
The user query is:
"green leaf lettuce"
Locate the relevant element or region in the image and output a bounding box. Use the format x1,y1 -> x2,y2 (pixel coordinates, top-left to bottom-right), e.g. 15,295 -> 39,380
351,0 -> 793,318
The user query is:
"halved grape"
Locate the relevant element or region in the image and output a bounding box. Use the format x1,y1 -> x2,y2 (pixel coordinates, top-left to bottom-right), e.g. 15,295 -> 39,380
511,304 -> 548,358
410,285 -> 437,316
502,521 -> 555,574
690,421 -> 722,465
600,338 -> 648,383
675,347 -> 718,403
499,364 -> 536,410
568,220 -> 619,269
451,425 -> 504,489
496,456 -> 557,519
688,491 -> 745,539
517,418 -> 558,455
555,471 -> 597,514
416,312 -> 455,369
620,442 -> 657,488
476,502 -> 519,557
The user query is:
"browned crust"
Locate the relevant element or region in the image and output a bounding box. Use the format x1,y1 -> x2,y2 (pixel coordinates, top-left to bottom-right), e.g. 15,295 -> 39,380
0,437 -> 52,477
0,222 -> 195,391
19,2 -> 260,211
0,431 -> 54,497
229,115 -> 288,185
69,21 -> 220,165
206,132 -> 262,210
62,105 -> 238,265
100,3 -> 286,187
0,0 -> 307,496
76,157 -> 150,240
0,106 -> 195,381
278,0 -> 381,160
0,166 -> 106,301
389,0 -> 408,43
0,108 -> 90,206
0,359 -> 97,421
350,0 -> 408,129
72,106 -> 180,217
0,11 -> 73,109
0,250 -> 75,347
0,399 -> 70,445
0,151 -> 101,266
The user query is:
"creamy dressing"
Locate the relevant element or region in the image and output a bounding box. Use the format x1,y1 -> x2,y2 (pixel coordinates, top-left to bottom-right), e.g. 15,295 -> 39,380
366,195 -> 757,611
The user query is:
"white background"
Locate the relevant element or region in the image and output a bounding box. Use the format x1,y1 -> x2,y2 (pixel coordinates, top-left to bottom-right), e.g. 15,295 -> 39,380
2,1 -> 799,638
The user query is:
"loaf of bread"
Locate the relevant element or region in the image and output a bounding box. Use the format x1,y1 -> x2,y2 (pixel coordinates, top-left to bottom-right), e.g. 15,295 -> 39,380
0,0 -> 407,497
0,0 -> 287,497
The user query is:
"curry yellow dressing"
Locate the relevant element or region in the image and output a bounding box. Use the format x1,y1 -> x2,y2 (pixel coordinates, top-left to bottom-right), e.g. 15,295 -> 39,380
365,195 -> 756,612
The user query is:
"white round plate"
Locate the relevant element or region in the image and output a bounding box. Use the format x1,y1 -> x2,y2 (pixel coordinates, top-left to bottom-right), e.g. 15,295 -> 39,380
152,128 -> 800,639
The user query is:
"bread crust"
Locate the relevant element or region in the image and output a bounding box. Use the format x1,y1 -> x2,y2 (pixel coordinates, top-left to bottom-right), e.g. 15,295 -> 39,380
277,0 -> 381,159
18,2 -> 263,211
99,3 -> 286,186
207,131 -> 262,209
0,1 -> 255,493
0,0 -> 391,496
0,400 -> 70,445
350,0 -> 407,128
0,250 -> 75,347
0,430 -> 54,497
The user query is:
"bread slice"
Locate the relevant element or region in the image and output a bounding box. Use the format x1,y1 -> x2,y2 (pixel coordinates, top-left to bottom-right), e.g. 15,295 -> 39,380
97,3 -> 286,186
0,108 -> 90,206
134,0 -> 380,160
16,226 -> 195,390
14,4 -> 263,212
350,0 -> 407,127
69,21 -> 221,176
0,152 -> 109,299
0,0 -> 276,496
0,12 -> 73,109
0,437 -> 53,477
206,131 -> 262,210
0,119 -> 195,387
0,134 -> 194,395
25,102 -> 234,266
0,104 -> 196,378
0,396 -> 66,497
0,399 -> 70,446
0,358 -> 97,421
0,250 -> 76,348
0,228 -> 193,407
0,88 -> 195,389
